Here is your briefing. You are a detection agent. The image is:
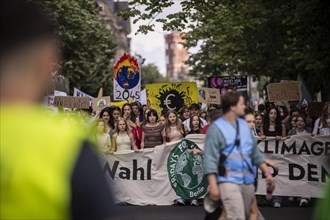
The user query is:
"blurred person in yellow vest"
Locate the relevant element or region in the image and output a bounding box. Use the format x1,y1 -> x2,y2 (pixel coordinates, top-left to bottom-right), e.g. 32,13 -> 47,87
0,1 -> 118,219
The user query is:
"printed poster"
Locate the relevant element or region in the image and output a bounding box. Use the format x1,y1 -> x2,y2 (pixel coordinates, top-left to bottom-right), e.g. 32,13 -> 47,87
113,53 -> 141,101
146,82 -> 198,115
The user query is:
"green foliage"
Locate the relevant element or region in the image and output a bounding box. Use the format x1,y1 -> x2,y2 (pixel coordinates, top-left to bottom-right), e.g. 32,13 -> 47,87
141,63 -> 168,89
118,0 -> 330,99
41,0 -> 116,97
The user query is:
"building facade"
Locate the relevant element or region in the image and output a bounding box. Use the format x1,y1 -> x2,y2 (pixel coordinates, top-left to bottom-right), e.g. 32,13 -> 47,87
164,32 -> 189,81
97,0 -> 131,60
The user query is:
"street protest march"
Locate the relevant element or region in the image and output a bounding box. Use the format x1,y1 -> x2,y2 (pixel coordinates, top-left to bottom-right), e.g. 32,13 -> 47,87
2,2 -> 330,220
103,134 -> 329,205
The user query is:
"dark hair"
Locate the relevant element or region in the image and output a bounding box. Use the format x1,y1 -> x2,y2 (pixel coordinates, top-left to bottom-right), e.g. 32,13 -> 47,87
221,92 -> 242,114
180,106 -> 189,114
146,109 -> 158,123
207,109 -> 223,123
189,103 -> 200,110
111,106 -> 121,113
130,102 -> 142,116
122,103 -> 136,122
290,108 -> 300,116
263,107 -> 282,135
189,114 -> 202,131
296,115 -> 306,123
100,107 -> 115,129
1,1 -> 57,57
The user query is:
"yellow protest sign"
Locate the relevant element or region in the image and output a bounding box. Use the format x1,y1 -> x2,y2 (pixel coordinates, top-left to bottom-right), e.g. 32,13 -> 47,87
110,100 -> 131,109
146,82 -> 198,115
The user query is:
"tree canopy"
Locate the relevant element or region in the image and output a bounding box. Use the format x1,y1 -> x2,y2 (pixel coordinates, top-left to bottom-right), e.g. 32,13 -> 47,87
119,0 -> 330,100
141,63 -> 168,89
41,0 -> 117,97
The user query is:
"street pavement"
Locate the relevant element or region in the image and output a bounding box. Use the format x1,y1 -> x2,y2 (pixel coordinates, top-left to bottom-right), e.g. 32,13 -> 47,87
115,205 -> 314,220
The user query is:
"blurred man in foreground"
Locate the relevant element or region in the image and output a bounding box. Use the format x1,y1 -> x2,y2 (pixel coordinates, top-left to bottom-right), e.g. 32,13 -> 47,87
1,1 -> 117,219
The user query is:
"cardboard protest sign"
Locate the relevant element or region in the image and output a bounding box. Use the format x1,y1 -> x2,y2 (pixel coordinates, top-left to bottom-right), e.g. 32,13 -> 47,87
267,82 -> 301,102
198,87 -> 221,104
73,87 -> 94,106
113,53 -> 141,101
53,96 -> 89,109
146,82 -> 198,115
92,96 -> 111,112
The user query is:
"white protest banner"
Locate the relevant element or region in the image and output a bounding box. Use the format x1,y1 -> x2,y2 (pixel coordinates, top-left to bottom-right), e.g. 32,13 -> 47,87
198,87 -> 221,104
73,88 -> 93,106
54,90 -> 67,96
113,53 -> 141,101
256,134 -> 329,198
103,134 -> 329,205
267,82 -> 301,102
103,135 -> 207,205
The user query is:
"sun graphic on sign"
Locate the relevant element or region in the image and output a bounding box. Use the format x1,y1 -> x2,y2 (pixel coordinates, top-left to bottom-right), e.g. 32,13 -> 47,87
114,53 -> 140,90
156,86 -> 186,112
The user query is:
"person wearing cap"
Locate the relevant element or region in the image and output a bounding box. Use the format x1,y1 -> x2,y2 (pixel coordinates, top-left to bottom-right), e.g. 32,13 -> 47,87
203,92 -> 275,220
183,103 -> 208,132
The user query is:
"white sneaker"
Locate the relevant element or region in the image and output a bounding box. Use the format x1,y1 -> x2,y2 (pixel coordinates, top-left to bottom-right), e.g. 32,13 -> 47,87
299,198 -> 309,207
274,202 -> 281,208
174,198 -> 186,206
190,199 -> 198,206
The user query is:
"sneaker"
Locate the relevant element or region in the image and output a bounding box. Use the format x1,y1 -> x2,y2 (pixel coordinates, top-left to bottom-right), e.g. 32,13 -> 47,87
174,198 -> 186,206
273,202 -> 281,208
190,199 -> 198,206
299,198 -> 309,207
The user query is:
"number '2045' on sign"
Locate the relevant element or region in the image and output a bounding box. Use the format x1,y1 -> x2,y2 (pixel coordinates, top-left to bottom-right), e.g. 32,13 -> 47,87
115,89 -> 140,101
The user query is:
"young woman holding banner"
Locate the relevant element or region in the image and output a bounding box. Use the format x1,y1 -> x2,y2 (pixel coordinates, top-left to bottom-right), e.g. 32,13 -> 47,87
163,110 -> 186,143
141,109 -> 164,149
260,107 -> 286,139
112,118 -> 138,152
313,102 -> 330,135
122,103 -> 142,148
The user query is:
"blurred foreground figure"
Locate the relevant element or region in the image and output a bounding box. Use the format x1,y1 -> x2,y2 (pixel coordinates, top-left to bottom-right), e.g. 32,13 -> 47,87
0,1 -> 117,219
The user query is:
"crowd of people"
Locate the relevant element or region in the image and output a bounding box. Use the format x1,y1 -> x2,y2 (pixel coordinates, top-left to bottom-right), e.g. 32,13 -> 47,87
63,97 -> 330,209
76,100 -> 330,155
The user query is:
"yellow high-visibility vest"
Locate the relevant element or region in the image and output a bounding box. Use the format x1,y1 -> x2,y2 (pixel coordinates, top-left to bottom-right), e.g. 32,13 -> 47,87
1,106 -> 88,219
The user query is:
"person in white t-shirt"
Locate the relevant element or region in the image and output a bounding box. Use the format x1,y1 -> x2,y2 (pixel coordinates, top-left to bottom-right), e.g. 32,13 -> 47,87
182,103 -> 208,132
288,115 -> 309,135
312,102 -> 330,135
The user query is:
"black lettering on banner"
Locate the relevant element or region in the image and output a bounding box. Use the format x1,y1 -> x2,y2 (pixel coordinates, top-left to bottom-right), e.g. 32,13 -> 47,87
275,140 -> 280,154
321,166 -> 329,183
104,161 -> 118,179
122,90 -> 129,100
116,91 -> 121,99
147,159 -> 152,180
325,142 -> 330,156
119,167 -> 130,179
298,142 -> 311,155
307,163 -> 319,182
264,141 -> 273,154
281,141 -> 296,154
289,164 -> 305,180
133,159 -> 144,180
311,142 -> 324,156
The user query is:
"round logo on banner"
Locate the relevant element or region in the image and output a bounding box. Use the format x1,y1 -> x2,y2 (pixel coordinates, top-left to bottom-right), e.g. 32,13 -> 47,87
167,139 -> 207,199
